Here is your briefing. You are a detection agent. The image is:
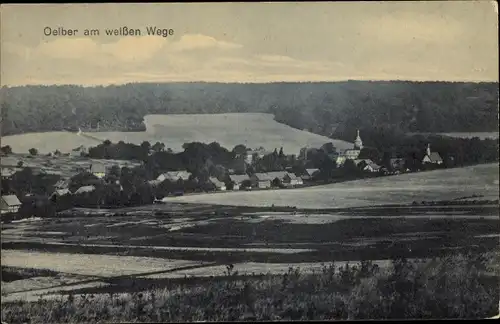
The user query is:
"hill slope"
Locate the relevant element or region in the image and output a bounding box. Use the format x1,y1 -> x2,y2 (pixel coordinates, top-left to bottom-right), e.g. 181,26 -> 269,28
1,113 -> 352,154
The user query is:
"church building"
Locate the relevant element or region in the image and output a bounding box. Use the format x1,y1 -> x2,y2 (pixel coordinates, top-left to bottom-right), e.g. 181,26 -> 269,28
421,144 -> 443,165
336,130 -> 363,166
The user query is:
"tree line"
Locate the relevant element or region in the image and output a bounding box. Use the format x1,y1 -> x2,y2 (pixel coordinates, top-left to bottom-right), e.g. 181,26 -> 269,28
1,81 -> 497,137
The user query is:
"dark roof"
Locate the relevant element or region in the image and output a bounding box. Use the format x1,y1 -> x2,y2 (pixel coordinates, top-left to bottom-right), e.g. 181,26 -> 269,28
429,152 -> 443,162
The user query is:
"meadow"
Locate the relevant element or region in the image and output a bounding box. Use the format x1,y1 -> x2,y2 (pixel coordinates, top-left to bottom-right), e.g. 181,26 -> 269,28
1,113 -> 352,155
164,163 -> 499,209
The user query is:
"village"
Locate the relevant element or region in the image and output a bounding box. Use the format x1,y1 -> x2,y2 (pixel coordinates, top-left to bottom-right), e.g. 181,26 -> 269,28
0,130 -> 450,218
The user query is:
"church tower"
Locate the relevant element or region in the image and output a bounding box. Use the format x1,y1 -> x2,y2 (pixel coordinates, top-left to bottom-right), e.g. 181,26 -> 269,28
426,143 -> 431,157
354,129 -> 363,150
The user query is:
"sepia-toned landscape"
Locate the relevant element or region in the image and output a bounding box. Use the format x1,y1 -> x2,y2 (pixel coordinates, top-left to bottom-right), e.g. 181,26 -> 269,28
1,2 -> 499,322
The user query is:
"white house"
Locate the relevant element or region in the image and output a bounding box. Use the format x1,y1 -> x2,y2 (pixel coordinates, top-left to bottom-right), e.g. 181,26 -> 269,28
1,195 -> 22,214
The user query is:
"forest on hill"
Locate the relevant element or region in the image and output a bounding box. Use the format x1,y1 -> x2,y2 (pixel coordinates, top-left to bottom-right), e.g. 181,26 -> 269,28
1,81 -> 498,139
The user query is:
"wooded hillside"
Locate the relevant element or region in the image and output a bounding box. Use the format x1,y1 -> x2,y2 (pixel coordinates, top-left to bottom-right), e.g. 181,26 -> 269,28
1,81 -> 497,137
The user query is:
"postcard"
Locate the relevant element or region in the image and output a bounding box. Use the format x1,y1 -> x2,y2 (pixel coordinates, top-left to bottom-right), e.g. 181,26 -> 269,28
1,2 -> 499,322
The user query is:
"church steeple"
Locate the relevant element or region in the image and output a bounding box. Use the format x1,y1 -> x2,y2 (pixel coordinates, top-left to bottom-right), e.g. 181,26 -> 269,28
426,143 -> 431,157
354,129 -> 363,150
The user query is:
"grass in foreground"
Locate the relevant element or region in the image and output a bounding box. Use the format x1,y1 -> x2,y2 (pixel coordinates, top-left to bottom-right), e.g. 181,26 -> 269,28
2,252 -> 499,322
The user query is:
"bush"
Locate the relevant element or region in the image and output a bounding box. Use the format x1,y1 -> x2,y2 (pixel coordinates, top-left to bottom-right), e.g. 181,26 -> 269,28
1,253 -> 498,322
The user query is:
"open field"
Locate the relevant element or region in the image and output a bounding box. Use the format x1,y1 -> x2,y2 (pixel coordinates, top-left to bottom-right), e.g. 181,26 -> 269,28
1,198 -> 499,319
164,163 -> 499,208
1,113 -> 353,155
2,202 -> 498,263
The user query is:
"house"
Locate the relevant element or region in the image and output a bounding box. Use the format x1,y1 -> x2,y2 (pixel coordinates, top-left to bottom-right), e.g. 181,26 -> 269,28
1,195 -> 22,214
229,174 -> 250,190
250,173 -> 273,189
301,168 -> 320,181
50,189 -> 72,201
336,148 -> 362,166
283,173 -> 303,187
422,144 -> 443,165
90,164 -> 106,178
209,177 -> 226,191
74,185 -> 96,195
157,171 -> 192,182
266,171 -> 289,182
363,162 -> 381,173
1,168 -> 17,180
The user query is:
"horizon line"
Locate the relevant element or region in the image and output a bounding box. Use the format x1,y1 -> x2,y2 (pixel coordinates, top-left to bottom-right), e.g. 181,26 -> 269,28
2,79 -> 499,88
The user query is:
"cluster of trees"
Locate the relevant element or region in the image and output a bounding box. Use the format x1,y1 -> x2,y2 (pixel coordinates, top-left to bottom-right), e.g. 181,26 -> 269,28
1,81 -> 497,136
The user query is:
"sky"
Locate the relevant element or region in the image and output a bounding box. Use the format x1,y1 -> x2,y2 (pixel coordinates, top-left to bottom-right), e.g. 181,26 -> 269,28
1,2 -> 498,86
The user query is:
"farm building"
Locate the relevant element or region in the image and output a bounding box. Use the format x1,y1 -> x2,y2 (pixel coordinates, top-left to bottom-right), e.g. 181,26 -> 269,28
283,173 -> 303,187
209,177 -> 226,191
1,195 -> 22,214
422,144 -> 443,165
250,173 -> 274,189
229,174 -> 251,190
90,164 -> 106,178
157,171 -> 192,182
